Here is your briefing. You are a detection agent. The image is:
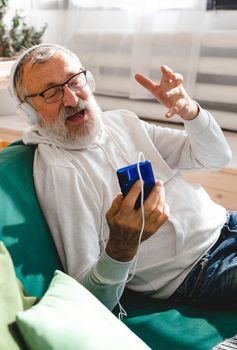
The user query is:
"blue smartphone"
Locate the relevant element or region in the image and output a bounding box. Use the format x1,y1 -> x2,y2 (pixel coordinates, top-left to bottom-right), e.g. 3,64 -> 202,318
117,160 -> 155,209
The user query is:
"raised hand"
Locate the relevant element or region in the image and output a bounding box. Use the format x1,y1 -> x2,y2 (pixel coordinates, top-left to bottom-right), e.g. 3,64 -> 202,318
135,65 -> 199,120
105,180 -> 169,262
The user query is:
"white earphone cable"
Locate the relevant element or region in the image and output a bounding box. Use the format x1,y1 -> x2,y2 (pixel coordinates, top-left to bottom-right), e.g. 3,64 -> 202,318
117,151 -> 146,320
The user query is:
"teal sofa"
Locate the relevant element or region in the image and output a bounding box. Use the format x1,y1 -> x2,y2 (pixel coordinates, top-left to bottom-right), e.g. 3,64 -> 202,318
1,141 -> 237,350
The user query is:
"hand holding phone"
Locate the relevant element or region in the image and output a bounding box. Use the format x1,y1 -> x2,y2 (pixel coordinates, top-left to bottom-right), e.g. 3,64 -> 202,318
116,160 -> 155,209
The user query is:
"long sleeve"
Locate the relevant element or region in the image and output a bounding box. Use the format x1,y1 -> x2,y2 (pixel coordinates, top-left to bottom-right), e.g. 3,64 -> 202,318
33,145 -> 133,310
143,108 -> 232,171
26,107 -> 232,305
81,250 -> 133,310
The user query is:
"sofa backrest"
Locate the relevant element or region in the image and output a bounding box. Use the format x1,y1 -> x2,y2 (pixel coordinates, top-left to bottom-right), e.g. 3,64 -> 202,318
0,141 -> 63,297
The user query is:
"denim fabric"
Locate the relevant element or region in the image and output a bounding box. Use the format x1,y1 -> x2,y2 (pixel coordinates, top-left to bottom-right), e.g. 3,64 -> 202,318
171,211 -> 237,305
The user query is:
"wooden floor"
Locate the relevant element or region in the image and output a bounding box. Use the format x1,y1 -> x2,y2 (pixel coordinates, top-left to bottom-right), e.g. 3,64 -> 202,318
182,168 -> 237,211
0,128 -> 22,150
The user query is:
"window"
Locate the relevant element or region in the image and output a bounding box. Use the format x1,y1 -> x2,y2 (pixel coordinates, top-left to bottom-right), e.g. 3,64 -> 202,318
25,0 -> 205,11
207,0 -> 237,10
7,0 -> 237,131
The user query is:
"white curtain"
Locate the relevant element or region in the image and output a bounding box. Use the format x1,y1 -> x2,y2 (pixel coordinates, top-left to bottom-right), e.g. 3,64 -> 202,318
9,0 -> 206,99
61,0 -> 206,100
11,0 -> 237,132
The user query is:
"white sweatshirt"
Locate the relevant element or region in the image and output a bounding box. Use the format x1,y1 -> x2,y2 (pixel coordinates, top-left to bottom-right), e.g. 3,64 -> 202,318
23,108 -> 232,310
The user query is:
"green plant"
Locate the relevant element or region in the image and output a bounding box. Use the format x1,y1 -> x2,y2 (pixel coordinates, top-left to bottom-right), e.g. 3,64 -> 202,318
0,0 -> 47,58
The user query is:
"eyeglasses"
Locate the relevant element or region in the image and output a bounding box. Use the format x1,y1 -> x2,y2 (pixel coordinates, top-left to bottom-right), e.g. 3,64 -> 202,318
25,70 -> 88,104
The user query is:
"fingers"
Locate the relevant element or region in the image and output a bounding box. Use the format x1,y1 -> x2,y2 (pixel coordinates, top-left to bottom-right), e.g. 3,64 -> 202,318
166,98 -> 197,119
166,108 -> 177,118
135,70 -> 182,93
163,85 -> 184,99
122,180 -> 143,211
106,178 -> 169,256
160,65 -> 182,84
160,65 -> 175,83
135,66 -> 184,108
166,98 -> 187,118
142,181 -> 163,212
135,73 -> 158,95
173,73 -> 183,85
105,193 -> 123,222
140,182 -> 169,241
144,202 -> 169,238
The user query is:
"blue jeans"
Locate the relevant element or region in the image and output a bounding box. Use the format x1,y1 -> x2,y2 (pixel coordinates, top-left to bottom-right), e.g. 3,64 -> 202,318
170,211 -> 237,305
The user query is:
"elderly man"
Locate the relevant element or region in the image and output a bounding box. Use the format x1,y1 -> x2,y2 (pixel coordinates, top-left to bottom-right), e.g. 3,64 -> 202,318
9,43 -> 235,312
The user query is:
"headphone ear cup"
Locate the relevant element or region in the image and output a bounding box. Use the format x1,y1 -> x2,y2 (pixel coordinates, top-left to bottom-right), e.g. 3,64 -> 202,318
17,102 -> 38,125
86,71 -> 95,92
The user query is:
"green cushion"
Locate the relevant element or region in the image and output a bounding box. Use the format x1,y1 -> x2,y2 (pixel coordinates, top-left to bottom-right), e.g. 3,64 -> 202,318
0,241 -> 37,350
16,270 -> 150,350
2,141 -> 237,350
0,142 -> 63,297
121,290 -> 237,350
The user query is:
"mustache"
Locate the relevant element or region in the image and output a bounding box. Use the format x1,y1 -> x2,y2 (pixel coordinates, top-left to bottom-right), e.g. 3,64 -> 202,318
60,99 -> 87,120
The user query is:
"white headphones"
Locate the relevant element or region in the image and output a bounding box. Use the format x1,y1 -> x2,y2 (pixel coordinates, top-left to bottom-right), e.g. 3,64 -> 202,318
8,43 -> 96,125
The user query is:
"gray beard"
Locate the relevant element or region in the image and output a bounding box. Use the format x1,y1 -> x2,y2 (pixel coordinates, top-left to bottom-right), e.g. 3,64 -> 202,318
38,96 -> 104,149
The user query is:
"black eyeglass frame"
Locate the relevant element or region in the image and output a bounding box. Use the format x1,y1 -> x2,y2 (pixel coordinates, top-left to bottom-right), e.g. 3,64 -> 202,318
24,70 -> 88,103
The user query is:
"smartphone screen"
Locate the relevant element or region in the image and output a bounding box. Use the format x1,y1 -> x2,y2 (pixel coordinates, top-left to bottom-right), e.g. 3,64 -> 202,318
117,160 -> 155,209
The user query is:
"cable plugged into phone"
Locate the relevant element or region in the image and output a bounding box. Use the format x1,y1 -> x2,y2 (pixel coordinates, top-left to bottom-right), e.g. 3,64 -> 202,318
116,152 -> 155,320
